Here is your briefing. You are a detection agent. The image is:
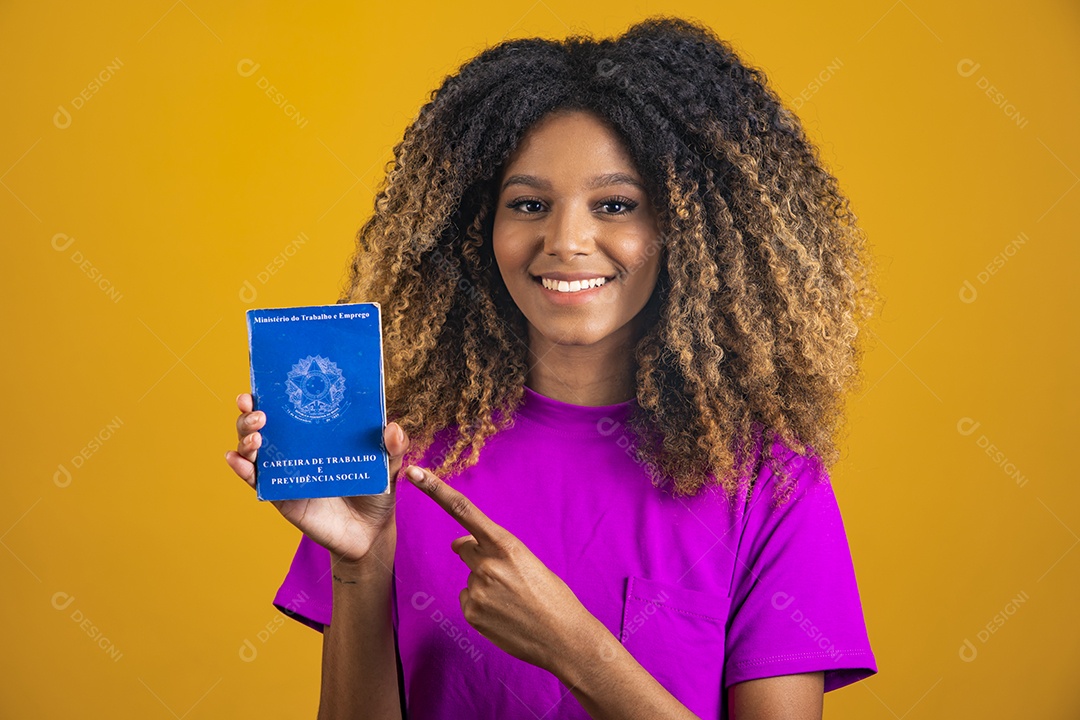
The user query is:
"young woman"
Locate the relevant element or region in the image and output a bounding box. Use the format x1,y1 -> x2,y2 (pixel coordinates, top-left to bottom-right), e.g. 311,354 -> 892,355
225,16 -> 880,720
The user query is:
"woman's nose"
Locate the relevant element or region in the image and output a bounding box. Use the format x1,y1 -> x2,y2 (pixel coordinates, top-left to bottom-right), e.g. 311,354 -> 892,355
542,204 -> 595,259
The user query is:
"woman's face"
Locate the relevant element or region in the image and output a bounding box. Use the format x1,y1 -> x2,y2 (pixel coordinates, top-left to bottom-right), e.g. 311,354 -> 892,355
492,109 -> 663,352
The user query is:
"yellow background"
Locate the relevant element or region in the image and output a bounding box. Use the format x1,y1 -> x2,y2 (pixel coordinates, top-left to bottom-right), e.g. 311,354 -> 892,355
3,1 -> 1077,717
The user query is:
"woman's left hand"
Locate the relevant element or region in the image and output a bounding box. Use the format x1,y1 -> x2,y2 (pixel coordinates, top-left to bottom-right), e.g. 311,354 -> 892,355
403,464 -> 594,672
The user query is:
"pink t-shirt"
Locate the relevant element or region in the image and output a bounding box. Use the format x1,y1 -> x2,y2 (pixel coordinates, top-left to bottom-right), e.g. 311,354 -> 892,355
272,385 -> 878,718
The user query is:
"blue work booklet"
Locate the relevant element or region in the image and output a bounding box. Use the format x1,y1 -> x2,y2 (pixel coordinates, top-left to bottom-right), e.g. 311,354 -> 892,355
245,302 -> 390,501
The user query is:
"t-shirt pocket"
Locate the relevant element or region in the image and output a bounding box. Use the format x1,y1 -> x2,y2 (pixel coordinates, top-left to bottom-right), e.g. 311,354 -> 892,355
619,575 -> 731,718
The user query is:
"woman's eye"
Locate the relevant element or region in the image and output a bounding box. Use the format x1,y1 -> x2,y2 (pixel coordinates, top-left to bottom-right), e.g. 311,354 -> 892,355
504,197 -> 639,214
599,197 -> 638,214
506,199 -> 545,213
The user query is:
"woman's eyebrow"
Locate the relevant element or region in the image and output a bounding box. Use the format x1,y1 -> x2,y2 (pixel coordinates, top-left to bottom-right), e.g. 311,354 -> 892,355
500,172 -> 644,192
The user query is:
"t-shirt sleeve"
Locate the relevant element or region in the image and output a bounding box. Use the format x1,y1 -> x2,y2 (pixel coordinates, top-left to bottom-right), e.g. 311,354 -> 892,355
723,448 -> 878,692
272,533 -> 334,633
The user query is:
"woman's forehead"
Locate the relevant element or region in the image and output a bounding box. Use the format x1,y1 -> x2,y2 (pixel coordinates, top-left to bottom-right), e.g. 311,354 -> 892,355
498,112 -> 643,184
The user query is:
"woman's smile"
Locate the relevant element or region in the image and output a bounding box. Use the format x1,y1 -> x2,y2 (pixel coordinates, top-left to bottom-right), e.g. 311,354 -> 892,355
531,271 -> 619,303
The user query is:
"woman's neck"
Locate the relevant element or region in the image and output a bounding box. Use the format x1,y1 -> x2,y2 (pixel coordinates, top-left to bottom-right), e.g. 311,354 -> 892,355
523,322 -> 640,406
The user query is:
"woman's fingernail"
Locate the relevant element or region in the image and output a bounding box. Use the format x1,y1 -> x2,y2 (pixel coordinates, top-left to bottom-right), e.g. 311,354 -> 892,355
405,466 -> 424,482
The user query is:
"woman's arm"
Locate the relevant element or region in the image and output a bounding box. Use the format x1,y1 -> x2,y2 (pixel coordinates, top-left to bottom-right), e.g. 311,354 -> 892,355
552,613 -> 824,720
550,611 -> 700,719
226,401 -> 411,717
317,524 -> 402,720
727,673 -> 824,719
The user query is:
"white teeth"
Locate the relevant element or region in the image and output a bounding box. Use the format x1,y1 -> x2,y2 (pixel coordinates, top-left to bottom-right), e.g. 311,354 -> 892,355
540,276 -> 608,293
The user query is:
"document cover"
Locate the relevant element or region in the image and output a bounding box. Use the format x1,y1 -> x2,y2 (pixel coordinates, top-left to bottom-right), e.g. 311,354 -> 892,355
245,302 -> 390,501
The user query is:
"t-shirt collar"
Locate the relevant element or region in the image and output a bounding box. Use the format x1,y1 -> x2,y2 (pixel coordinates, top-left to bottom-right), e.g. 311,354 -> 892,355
514,384 -> 638,431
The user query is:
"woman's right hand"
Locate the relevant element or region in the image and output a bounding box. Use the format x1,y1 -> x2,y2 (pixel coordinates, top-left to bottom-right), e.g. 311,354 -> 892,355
224,392 -> 409,565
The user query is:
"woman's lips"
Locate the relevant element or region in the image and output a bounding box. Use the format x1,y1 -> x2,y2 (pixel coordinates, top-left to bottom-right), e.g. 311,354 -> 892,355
531,274 -> 613,304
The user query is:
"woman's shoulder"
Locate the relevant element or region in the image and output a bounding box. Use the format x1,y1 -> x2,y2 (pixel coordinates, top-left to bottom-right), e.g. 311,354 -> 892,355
744,423 -> 831,510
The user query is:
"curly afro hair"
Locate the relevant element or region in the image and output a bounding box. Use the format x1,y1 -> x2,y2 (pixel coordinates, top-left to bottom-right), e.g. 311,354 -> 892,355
339,15 -> 881,507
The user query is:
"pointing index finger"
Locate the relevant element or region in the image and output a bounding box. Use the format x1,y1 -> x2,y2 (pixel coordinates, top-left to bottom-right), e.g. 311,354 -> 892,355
404,465 -> 501,545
